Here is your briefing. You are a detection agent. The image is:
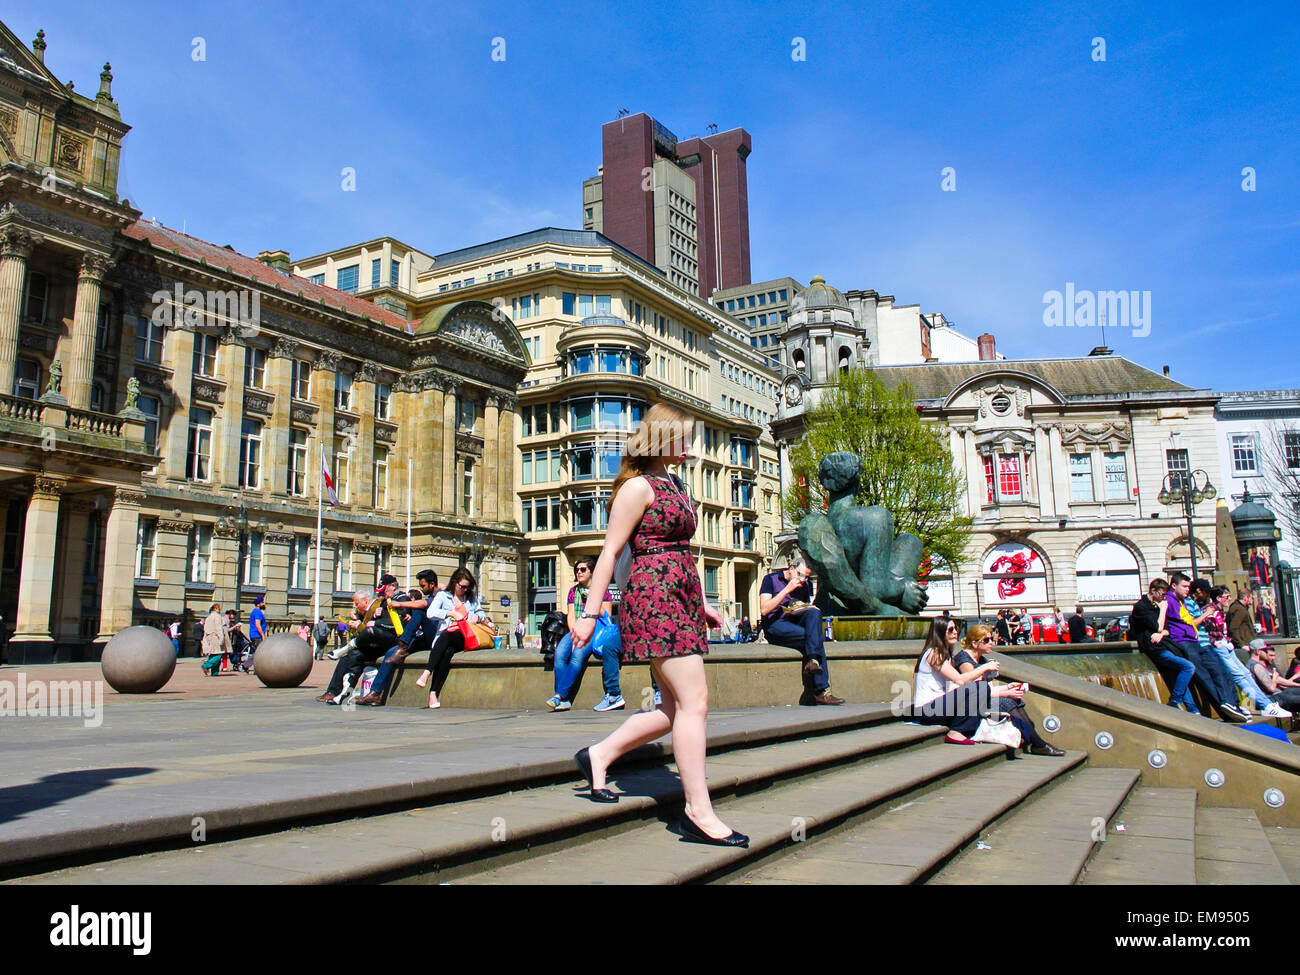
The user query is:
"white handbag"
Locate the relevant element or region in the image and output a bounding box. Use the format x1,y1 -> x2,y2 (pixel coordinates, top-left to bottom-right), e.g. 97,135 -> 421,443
973,715 -> 1022,748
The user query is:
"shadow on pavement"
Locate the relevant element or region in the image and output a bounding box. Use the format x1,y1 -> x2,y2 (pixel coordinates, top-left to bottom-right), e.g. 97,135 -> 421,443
0,767 -> 155,825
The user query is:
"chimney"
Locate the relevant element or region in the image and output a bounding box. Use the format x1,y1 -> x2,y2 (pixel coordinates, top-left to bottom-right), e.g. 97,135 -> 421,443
257,249 -> 291,275
977,333 -> 996,361
1162,365 -> 1170,378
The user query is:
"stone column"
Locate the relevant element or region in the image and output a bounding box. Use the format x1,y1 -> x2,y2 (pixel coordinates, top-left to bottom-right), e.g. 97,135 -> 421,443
1048,425 -> 1070,514
353,361 -> 377,509
54,500 -> 92,642
14,476 -> 65,643
155,518 -> 192,617
312,350 -> 339,504
99,488 -> 144,635
442,378 -> 460,515
1035,426 -> 1056,518
497,393 -> 517,528
218,334 -> 247,490
261,531 -> 293,618
483,395 -> 500,523
62,252 -> 113,411
0,226 -> 39,396
164,326 -> 196,483
211,525 -> 240,609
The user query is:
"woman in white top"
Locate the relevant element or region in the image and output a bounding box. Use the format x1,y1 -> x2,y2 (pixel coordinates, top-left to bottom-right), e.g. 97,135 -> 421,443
414,568 -> 488,709
912,618 -> 1023,743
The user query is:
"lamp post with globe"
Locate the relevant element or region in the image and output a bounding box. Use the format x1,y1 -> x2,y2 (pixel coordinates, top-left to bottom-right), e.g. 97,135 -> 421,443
1157,469 -> 1216,578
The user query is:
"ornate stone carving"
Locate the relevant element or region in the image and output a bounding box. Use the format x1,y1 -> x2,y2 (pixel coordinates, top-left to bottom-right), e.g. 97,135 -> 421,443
113,488 -> 147,507
79,252 -> 113,281
411,356 -> 438,371
1060,421 -> 1132,446
213,525 -> 240,540
123,377 -> 140,411
291,404 -> 316,424
134,364 -> 170,391
157,519 -> 192,534
497,392 -> 519,413
220,324 -> 247,347
244,392 -> 273,416
262,531 -> 296,545
375,424 -> 397,445
441,315 -> 510,355
334,416 -> 358,438
270,336 -> 299,359
314,350 -> 341,371
43,360 -> 62,396
455,433 -> 484,455
19,331 -> 52,353
32,476 -> 66,499
393,374 -> 419,393
353,541 -> 381,554
0,225 -> 39,260
418,373 -> 445,392
0,106 -> 17,136
356,361 -> 379,384
192,380 -> 224,404
57,133 -> 86,172
977,384 -> 1028,420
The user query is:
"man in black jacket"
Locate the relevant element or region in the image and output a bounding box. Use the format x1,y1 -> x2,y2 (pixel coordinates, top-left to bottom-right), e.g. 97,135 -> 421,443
1130,579 -> 1196,711
1067,606 -> 1090,643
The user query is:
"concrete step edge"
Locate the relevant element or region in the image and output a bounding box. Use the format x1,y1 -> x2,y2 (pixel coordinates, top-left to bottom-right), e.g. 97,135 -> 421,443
1077,786 -> 1198,885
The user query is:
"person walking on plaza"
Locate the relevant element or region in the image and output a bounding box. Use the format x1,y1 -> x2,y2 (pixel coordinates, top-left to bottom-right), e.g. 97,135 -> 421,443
570,403 -> 747,848
245,596 -> 266,673
168,618 -> 181,656
200,603 -> 231,676
514,618 -> 526,649
760,557 -> 843,705
312,615 -> 332,660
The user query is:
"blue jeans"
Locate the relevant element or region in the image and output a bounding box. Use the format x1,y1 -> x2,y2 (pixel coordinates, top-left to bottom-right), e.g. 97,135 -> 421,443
1212,644 -> 1272,709
172,637 -> 180,656
1144,646 -> 1197,710
764,606 -> 829,693
1172,640 -> 1237,717
553,633 -> 621,701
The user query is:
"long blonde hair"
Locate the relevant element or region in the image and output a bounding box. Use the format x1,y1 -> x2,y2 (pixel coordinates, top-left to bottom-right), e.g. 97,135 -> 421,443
607,402 -> 696,510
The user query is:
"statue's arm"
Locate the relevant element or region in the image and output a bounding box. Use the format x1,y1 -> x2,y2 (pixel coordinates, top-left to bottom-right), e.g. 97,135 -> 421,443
799,515 -> 884,614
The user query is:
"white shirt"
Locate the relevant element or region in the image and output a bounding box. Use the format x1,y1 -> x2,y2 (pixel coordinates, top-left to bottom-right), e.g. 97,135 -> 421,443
913,651 -> 955,708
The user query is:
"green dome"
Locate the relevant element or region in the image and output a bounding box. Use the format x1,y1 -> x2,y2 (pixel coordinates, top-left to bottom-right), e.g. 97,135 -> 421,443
800,275 -> 850,311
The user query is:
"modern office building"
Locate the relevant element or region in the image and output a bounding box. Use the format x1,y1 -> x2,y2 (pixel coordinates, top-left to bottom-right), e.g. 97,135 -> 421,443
582,113 -> 752,301
711,277 -> 801,356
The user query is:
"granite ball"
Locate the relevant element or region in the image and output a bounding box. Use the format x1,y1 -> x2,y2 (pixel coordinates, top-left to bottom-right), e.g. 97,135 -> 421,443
254,631 -> 313,688
101,625 -> 177,694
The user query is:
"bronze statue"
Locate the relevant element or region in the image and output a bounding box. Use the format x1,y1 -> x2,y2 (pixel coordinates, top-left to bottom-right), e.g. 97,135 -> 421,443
797,451 -> 929,617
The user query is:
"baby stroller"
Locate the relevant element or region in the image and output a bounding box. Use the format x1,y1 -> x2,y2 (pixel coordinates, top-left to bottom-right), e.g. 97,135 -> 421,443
538,611 -> 568,672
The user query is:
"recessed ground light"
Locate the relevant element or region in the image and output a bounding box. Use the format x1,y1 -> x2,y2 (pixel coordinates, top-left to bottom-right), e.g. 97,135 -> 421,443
1264,788 -> 1285,808
1094,731 -> 1114,749
1043,715 -> 1061,733
1204,768 -> 1225,788
1147,749 -> 1167,769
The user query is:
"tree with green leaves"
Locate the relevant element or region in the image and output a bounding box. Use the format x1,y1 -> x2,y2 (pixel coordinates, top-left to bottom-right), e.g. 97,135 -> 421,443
783,368 -> 970,570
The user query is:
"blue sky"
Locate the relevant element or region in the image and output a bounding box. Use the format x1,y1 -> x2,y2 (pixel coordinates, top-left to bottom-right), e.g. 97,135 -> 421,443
16,1 -> 1300,390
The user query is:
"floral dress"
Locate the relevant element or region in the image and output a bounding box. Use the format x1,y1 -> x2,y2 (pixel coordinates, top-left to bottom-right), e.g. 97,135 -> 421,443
620,473 -> 707,661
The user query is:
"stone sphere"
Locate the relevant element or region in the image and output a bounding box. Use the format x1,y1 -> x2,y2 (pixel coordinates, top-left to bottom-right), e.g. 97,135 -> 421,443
255,631 -> 313,688
101,626 -> 177,694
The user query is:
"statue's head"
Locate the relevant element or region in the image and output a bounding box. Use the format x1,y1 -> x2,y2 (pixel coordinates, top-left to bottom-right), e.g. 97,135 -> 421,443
818,452 -> 861,493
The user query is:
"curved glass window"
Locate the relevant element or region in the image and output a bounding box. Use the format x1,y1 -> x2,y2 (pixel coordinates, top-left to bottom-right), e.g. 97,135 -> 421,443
568,396 -> 646,433
567,346 -> 646,376
571,444 -> 623,480
571,493 -> 611,531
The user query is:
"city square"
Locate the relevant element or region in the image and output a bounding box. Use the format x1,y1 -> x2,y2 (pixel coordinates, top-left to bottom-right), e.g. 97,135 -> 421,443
1,1 -> 1299,919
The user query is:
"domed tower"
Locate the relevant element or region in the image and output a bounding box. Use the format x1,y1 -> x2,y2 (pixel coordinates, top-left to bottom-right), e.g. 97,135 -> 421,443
780,275 -> 863,393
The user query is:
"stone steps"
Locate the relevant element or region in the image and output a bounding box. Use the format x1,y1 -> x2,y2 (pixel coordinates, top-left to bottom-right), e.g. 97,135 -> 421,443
11,717 -> 962,885
1077,787 -> 1198,885
1195,806 -> 1290,884
1265,827 -> 1300,884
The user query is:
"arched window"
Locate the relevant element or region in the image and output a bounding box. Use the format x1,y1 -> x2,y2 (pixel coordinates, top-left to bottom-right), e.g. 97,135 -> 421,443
838,346 -> 852,375
1075,538 -> 1141,603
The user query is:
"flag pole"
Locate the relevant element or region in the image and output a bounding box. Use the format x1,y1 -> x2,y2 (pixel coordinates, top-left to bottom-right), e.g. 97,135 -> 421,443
314,442 -> 324,623
406,461 -> 413,588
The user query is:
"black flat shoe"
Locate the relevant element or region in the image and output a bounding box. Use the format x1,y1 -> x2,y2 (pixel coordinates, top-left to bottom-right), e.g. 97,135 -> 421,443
573,747 -> 619,803
678,815 -> 749,848
1027,743 -> 1066,756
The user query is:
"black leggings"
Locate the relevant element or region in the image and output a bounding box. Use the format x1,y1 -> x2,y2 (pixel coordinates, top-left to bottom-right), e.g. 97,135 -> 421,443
425,629 -> 466,694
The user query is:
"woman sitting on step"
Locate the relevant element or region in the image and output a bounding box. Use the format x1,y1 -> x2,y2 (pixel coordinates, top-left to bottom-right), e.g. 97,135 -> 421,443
952,624 -> 1064,756
912,618 -> 1027,745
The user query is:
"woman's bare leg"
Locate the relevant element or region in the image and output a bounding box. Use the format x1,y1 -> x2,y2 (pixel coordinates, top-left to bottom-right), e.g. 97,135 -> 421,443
655,654 -> 733,838
586,661 -> 675,790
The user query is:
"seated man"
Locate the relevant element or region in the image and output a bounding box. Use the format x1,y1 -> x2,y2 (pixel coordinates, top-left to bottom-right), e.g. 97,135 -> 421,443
1129,578 -> 1196,711
1165,573 -> 1250,722
1203,584 -> 1290,718
358,570 -> 439,706
760,557 -> 844,706
317,577 -> 402,705
1249,642 -> 1300,717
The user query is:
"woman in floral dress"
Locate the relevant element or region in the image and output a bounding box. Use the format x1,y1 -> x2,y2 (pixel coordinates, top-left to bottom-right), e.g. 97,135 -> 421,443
571,403 -> 747,847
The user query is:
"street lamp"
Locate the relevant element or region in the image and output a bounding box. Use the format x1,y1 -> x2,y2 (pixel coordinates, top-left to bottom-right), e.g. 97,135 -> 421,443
1157,469 -> 1216,578
218,498 -> 267,622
